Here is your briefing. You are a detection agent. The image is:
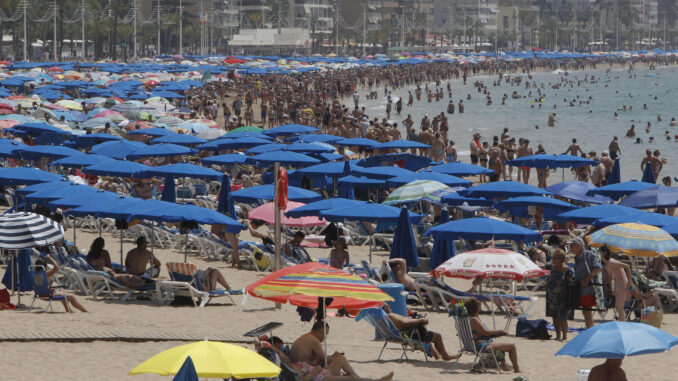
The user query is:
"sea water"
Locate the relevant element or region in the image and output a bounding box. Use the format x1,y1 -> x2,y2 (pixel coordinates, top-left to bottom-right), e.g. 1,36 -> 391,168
361,65 -> 678,182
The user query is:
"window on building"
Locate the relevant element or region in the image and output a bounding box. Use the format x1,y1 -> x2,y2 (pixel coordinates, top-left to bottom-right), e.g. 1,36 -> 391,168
503,16 -> 508,30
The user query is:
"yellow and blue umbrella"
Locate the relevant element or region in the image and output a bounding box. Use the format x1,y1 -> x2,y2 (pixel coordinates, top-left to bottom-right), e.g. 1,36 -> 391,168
129,340 -> 280,379
586,222 -> 678,257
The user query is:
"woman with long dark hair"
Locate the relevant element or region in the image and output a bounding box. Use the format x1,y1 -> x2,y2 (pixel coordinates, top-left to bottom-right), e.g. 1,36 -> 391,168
86,237 -> 111,271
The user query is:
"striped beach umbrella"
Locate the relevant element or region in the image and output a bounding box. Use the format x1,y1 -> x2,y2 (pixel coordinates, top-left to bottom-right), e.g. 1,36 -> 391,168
246,262 -> 393,309
586,222 -> 678,257
383,179 -> 450,205
0,212 -> 64,249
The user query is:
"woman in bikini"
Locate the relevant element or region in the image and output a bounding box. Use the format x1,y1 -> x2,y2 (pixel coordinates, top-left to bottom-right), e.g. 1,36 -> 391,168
467,298 -> 521,373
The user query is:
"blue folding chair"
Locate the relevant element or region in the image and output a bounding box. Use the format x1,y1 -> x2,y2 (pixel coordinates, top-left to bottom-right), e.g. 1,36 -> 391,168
30,266 -> 70,313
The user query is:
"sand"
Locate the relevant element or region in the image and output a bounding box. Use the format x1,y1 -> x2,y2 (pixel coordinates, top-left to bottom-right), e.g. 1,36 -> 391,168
1,223 -> 677,381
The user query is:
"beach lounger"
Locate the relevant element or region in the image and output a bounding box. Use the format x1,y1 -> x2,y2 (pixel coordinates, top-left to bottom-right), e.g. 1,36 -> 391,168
84,270 -> 157,301
450,308 -> 502,373
29,266 -> 71,313
355,307 -> 428,362
155,262 -> 239,307
577,369 -> 591,381
243,322 -> 284,337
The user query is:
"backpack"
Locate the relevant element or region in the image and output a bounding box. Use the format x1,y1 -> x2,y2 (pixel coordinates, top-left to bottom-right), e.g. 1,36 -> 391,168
515,317 -> 550,340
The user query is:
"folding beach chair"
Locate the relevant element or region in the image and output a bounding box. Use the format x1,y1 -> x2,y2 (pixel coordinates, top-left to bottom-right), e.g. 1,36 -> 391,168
355,307 -> 428,362
29,266 -> 71,313
450,309 -> 502,373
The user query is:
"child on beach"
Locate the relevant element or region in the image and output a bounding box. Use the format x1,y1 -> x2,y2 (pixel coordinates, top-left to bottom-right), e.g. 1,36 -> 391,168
545,250 -> 573,340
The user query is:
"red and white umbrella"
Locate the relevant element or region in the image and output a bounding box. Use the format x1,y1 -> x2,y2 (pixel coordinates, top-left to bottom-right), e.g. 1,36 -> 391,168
248,201 -> 326,228
431,248 -> 548,281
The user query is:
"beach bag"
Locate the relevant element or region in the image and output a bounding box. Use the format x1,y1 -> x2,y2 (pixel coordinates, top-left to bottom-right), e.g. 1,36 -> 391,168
641,309 -> 663,328
515,317 -> 550,340
252,247 -> 272,270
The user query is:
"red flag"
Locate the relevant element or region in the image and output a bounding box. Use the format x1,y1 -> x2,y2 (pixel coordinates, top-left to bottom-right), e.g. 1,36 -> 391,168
278,167 -> 288,210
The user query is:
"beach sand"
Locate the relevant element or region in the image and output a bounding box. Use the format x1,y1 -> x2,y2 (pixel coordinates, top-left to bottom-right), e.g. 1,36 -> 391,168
1,224 -> 676,381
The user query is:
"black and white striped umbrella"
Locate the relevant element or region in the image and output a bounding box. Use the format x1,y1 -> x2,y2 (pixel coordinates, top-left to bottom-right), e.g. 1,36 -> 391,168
0,212 -> 64,249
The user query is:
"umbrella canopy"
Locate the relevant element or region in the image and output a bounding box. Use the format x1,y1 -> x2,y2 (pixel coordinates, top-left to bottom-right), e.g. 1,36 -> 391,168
555,321 -> 678,358
337,175 -> 385,189
618,185 -> 678,209
12,122 -> 71,136
294,134 -> 344,144
593,212 -> 678,228
389,207 -> 419,267
50,153 -> 115,168
286,142 -> 336,153
245,143 -> 287,155
226,126 -> 264,135
151,134 -> 207,146
335,137 -> 379,147
216,137 -> 273,149
586,223 -> 678,257
172,356 -> 198,381
126,143 -> 195,159
71,133 -> 122,147
201,154 -> 247,166
642,162 -> 656,184
320,202 -> 422,224
0,212 -> 64,249
0,167 -> 63,186
424,217 -> 542,243
351,165 -> 413,180
385,171 -> 471,188
373,139 -> 430,150
129,341 -> 281,379
607,158 -> 621,185
24,183 -> 98,203
545,181 -> 612,204
128,127 -> 175,137
459,181 -> 550,199
430,210 -> 454,270
357,154 -> 433,172
494,196 -> 576,211
216,175 -> 236,219
285,198 -> 366,218
91,140 -> 148,159
230,184 -> 322,203
248,201 -> 326,227
295,161 -> 359,178
246,262 -> 393,309
383,180 -> 450,205
430,248 -> 548,281
15,145 -> 82,161
557,204 -> 644,224
16,179 -> 73,195
245,150 -> 320,167
587,180 -> 656,200
144,163 -> 223,180
506,154 -> 597,169
263,124 -> 319,137
439,191 -> 492,206
82,160 -> 152,178
429,161 -> 494,177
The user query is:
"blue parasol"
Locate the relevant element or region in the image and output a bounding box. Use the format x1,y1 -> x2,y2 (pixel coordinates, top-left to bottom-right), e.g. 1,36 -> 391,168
389,207 -> 419,267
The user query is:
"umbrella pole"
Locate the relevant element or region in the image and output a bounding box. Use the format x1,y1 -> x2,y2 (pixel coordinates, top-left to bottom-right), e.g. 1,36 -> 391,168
184,231 -> 188,262
72,216 -> 77,246
562,168 -> 565,182
120,229 -> 123,271
274,162 -> 281,310
323,296 -> 328,368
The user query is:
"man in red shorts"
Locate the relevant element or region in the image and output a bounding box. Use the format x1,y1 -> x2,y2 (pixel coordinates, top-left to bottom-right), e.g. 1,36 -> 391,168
570,237 -> 602,328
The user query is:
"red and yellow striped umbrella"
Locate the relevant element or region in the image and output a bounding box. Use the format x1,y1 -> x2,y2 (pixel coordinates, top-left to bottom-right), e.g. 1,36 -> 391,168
246,262 -> 392,310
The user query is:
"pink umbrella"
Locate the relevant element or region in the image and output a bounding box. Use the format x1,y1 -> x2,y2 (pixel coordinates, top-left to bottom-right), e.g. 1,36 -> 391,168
430,248 -> 548,281
0,119 -> 18,129
94,110 -> 124,119
248,201 -> 326,227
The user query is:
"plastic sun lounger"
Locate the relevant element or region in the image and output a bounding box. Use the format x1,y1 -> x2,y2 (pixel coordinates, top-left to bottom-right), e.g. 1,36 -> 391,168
243,322 -> 284,338
84,270 -> 157,302
355,307 -> 428,362
156,262 -> 239,307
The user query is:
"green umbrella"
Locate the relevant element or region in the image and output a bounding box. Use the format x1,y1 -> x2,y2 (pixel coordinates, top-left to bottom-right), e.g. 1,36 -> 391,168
227,126 -> 263,134
383,180 -> 450,205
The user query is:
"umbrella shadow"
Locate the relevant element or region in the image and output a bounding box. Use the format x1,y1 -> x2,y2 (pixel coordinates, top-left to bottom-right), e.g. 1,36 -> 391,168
352,355 -> 472,375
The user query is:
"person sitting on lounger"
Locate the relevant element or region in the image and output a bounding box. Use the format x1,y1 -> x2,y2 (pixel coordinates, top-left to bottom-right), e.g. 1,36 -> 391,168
385,258 -> 416,291
86,237 -> 111,271
125,236 -> 160,278
466,298 -> 521,373
588,359 -> 627,381
196,267 -> 232,291
382,303 -> 459,361
35,255 -> 87,312
283,231 -> 306,262
290,321 -> 393,381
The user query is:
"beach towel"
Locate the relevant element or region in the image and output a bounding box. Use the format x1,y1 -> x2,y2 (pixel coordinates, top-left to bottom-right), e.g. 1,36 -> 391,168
0,288 -> 16,310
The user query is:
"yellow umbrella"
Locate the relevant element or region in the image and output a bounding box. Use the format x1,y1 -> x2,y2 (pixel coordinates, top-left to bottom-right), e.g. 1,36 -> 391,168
56,100 -> 83,110
129,340 -> 280,379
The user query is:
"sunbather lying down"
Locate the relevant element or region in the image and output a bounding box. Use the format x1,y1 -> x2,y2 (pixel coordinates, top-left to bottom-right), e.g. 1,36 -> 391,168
104,268 -> 154,290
